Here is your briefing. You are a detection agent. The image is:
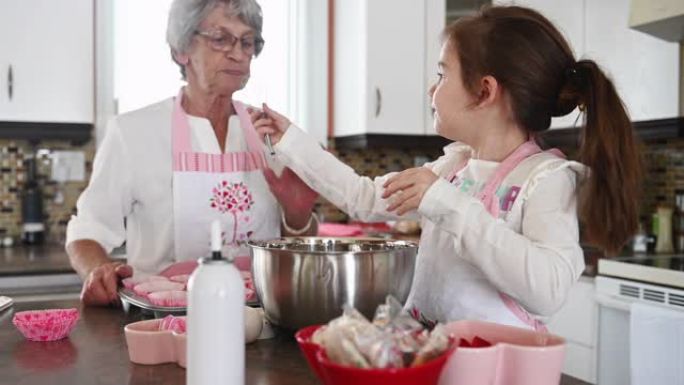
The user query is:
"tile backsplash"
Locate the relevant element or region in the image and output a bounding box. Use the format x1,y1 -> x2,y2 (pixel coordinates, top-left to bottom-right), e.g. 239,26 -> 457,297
0,134 -> 681,246
0,139 -> 94,245
315,143 -> 443,222
641,137 -> 684,222
319,137 -> 684,227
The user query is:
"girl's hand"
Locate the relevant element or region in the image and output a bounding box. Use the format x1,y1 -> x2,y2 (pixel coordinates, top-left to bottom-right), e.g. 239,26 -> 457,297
382,167 -> 439,215
250,103 -> 291,145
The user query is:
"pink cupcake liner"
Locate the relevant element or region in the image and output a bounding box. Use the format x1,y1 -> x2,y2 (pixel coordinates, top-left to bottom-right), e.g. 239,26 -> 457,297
148,290 -> 187,308
13,308 -> 80,342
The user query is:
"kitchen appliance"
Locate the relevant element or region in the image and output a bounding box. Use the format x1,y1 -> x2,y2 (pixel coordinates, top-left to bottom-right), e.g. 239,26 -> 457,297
20,156 -> 45,245
248,237 -> 418,330
596,254 -> 684,385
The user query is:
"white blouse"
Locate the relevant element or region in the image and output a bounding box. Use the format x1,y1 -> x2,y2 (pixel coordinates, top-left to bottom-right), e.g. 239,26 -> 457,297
66,97 -> 282,275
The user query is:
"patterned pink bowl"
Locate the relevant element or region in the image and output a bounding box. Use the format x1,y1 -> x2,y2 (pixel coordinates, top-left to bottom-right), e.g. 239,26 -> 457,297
12,308 -> 80,342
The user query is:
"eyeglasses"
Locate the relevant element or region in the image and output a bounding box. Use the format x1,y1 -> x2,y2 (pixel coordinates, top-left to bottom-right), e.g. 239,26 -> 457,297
195,29 -> 264,56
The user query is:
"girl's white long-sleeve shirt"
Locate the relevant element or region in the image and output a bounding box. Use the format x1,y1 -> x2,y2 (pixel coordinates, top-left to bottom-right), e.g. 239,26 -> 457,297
276,124 -> 586,324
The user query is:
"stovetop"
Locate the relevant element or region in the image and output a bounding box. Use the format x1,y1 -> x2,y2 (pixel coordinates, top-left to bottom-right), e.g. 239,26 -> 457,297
598,254 -> 684,289
616,255 -> 684,270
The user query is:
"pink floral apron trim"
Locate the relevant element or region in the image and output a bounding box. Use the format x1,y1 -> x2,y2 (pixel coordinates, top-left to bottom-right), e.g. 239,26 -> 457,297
447,139 -> 565,332
172,89 -> 266,172
173,151 -> 266,173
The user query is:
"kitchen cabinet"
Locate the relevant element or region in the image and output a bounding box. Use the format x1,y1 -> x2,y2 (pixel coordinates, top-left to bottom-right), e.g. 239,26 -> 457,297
547,277 -> 598,384
0,0 -> 94,124
334,0 -> 435,137
512,0 -> 679,128
584,0 -> 679,122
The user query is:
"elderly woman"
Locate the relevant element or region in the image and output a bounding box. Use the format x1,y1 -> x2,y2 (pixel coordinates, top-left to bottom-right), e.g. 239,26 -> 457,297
66,0 -> 318,306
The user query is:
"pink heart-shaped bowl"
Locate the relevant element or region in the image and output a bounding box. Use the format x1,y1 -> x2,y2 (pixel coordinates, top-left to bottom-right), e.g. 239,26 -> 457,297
12,308 -> 80,342
124,317 -> 188,368
439,320 -> 566,385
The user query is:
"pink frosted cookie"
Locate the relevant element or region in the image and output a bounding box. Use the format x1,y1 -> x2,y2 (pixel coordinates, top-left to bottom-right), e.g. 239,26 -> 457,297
13,308 -> 80,342
122,275 -> 168,290
133,281 -> 184,297
148,290 -> 187,308
169,274 -> 190,285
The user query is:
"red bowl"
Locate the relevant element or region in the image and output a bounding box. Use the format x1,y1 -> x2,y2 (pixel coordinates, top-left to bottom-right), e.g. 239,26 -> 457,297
294,324 -> 325,380
315,340 -> 456,385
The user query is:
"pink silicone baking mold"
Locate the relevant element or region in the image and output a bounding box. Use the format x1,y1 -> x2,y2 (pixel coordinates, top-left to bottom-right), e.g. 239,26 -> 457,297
124,316 -> 188,368
438,320 -> 566,385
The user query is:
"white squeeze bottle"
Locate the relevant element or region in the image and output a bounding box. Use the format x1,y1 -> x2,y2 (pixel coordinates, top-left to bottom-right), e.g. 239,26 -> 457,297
187,220 -> 245,385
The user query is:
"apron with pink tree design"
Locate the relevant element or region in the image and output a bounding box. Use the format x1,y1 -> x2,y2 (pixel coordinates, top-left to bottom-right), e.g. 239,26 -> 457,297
171,88 -> 280,271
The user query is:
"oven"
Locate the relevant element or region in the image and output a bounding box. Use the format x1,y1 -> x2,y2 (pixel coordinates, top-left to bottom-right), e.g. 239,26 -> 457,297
596,255 -> 684,385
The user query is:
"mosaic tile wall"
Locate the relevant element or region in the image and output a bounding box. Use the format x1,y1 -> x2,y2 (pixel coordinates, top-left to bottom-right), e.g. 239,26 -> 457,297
318,137 -> 684,230
0,135 -> 681,246
640,138 -> 684,223
0,139 -> 95,245
314,143 -> 445,223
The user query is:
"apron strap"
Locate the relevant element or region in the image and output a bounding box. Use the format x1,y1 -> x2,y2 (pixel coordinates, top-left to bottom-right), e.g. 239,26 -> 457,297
475,140 -> 543,218
232,101 -> 268,163
171,88 -> 268,170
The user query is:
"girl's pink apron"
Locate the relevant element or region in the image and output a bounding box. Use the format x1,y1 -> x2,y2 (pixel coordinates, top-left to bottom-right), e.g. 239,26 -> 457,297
446,140 -> 565,332
168,89 -> 280,275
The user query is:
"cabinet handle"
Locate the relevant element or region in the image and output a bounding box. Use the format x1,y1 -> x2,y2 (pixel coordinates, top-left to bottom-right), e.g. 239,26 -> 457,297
375,87 -> 382,117
7,65 -> 13,101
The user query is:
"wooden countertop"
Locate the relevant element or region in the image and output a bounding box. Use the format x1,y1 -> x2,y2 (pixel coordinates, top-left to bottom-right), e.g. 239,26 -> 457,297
0,299 -> 591,385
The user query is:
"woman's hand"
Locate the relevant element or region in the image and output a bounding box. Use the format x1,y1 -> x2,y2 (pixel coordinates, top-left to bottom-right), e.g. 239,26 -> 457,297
382,167 -> 439,215
81,262 -> 132,306
250,103 -> 291,145
263,167 -> 318,229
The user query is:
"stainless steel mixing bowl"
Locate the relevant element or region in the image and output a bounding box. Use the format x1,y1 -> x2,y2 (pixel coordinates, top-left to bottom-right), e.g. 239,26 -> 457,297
247,237 -> 418,330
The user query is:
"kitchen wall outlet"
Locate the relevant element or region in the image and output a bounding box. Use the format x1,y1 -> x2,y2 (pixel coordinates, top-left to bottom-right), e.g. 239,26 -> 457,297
51,151 -> 85,182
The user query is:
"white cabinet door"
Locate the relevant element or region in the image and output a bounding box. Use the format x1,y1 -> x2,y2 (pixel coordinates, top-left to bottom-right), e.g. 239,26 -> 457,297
0,0 -> 94,123
512,0 -> 585,129
547,277 -> 598,384
365,0 -> 425,136
584,0 -> 679,122
334,0 -> 428,137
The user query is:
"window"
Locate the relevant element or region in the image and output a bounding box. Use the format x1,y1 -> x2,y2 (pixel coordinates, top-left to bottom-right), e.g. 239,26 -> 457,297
113,0 -> 296,118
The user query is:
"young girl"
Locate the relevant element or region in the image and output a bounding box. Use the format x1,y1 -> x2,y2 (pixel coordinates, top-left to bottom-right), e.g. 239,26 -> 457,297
252,6 -> 641,330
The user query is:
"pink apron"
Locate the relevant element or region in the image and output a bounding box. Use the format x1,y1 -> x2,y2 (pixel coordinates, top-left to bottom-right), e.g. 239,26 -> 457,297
170,88 -> 280,273
447,140 -> 565,332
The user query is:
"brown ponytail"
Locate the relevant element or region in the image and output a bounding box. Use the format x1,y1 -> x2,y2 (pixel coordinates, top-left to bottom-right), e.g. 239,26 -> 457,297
574,60 -> 642,255
444,6 -> 642,255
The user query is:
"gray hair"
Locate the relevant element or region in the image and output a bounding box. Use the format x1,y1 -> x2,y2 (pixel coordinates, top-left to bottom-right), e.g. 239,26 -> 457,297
167,0 -> 264,77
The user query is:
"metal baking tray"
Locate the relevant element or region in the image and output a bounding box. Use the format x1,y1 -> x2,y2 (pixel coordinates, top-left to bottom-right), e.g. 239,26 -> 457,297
118,288 -> 260,319
119,288 -> 186,318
